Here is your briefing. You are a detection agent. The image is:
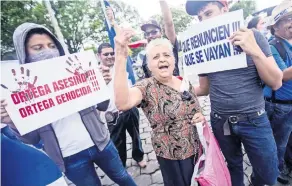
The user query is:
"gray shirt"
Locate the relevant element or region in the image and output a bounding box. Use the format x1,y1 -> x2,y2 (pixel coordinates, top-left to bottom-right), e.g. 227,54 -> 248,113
201,30 -> 272,115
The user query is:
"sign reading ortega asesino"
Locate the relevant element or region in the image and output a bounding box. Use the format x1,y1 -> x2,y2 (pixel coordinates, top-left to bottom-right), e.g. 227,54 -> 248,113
1,50 -> 110,135
180,9 -> 247,75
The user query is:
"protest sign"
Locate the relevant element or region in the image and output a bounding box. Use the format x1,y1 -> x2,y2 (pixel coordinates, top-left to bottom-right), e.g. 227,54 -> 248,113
1,50 -> 110,135
180,9 -> 247,75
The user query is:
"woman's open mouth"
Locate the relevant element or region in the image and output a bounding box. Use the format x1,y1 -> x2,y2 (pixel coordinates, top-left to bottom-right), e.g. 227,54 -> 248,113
158,65 -> 169,70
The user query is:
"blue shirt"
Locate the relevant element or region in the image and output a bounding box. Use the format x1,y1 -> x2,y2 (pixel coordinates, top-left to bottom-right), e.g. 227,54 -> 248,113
263,39 -> 292,100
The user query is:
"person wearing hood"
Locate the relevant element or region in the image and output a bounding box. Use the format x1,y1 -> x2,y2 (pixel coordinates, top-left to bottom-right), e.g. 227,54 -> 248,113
0,23 -> 137,186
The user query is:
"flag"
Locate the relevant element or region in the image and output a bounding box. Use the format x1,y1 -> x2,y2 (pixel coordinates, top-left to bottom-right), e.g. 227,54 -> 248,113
102,0 -> 136,85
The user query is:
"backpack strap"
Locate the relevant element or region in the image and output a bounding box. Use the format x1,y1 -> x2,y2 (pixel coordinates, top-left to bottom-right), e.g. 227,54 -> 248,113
267,37 -> 287,101
269,37 -> 287,62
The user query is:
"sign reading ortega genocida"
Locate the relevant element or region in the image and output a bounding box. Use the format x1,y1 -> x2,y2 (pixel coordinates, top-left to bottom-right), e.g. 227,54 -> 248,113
1,50 -> 109,135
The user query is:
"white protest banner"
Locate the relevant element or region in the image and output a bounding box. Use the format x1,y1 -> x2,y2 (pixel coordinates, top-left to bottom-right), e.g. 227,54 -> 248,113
1,50 -> 110,135
180,9 -> 247,75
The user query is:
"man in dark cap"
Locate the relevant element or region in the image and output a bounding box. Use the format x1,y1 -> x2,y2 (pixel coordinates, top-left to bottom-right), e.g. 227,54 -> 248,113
141,1 -> 179,78
185,1 -> 283,186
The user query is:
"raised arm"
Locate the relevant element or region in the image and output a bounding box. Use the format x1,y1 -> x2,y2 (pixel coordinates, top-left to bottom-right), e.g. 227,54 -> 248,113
114,29 -> 143,111
159,0 -> 176,45
230,28 -> 283,90
106,6 -> 121,34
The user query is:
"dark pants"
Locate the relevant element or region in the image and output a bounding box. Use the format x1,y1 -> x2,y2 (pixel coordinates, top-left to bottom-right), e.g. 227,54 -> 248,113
64,141 -> 137,186
108,107 -> 144,166
157,155 -> 196,186
266,101 -> 292,171
285,133 -> 292,168
211,113 -> 279,186
1,134 -> 63,186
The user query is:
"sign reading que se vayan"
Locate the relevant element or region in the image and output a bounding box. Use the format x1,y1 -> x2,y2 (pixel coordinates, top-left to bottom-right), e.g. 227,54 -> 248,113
180,10 -> 247,75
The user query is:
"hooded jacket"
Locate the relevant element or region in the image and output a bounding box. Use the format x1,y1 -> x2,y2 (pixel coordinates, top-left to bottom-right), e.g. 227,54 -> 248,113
12,23 -> 110,172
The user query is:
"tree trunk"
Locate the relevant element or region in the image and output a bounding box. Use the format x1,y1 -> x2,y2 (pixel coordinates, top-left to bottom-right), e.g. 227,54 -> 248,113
44,0 -> 69,54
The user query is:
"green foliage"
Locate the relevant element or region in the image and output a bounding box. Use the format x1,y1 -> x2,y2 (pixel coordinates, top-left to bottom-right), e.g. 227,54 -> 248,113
1,0 -> 143,56
51,1 -> 106,53
150,7 -> 193,34
230,1 -> 256,18
1,1 -> 51,56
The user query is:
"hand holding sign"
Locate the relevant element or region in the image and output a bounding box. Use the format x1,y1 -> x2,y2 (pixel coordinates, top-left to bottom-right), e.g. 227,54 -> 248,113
0,99 -> 13,125
229,28 -> 262,57
99,65 -> 112,84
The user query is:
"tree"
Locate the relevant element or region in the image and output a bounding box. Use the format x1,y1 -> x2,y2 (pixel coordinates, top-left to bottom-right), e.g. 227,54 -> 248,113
150,6 -> 193,35
1,1 -> 51,56
51,1 -> 106,53
230,1 -> 256,19
1,0 -> 143,55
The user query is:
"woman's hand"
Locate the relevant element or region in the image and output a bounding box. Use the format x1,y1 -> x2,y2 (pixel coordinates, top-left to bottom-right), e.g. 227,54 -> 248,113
114,28 -> 135,58
191,112 -> 205,125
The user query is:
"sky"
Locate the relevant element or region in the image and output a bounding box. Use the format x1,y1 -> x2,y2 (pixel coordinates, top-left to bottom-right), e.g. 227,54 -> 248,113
120,0 -> 284,20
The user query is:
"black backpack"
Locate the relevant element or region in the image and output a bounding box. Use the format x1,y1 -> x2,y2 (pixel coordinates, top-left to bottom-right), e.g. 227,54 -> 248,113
265,37 -> 288,100
269,37 -> 287,62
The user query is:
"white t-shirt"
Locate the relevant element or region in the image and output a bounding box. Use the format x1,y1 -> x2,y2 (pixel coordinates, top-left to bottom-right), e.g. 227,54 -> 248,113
105,67 -> 132,113
52,113 -> 94,157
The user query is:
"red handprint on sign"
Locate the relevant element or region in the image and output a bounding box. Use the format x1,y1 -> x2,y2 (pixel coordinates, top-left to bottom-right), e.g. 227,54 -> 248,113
1,67 -> 37,93
65,54 -> 101,92
65,55 -> 92,76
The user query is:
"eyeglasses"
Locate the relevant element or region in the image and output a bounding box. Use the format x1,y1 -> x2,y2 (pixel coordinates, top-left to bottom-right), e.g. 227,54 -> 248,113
102,52 -> 115,57
144,30 -> 159,38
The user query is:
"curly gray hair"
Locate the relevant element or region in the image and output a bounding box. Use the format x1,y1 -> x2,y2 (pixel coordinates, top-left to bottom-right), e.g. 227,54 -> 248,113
145,38 -> 174,63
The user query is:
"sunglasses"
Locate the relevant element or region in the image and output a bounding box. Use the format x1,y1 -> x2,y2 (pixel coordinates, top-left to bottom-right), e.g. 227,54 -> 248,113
102,52 -> 115,57
144,30 -> 159,38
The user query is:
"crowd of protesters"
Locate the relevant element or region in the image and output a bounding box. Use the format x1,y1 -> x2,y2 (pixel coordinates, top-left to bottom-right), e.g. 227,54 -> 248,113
1,0 -> 291,186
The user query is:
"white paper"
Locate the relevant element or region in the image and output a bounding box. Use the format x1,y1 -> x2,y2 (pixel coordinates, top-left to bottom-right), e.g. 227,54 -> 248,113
1,50 -> 110,135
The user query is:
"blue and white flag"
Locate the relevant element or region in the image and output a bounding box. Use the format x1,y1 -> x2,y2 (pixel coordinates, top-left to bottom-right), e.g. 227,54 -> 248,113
102,0 -> 136,85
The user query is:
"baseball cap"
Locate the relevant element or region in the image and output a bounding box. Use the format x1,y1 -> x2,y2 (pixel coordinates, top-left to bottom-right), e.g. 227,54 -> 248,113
270,0 -> 292,26
185,0 -> 228,16
141,20 -> 161,32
